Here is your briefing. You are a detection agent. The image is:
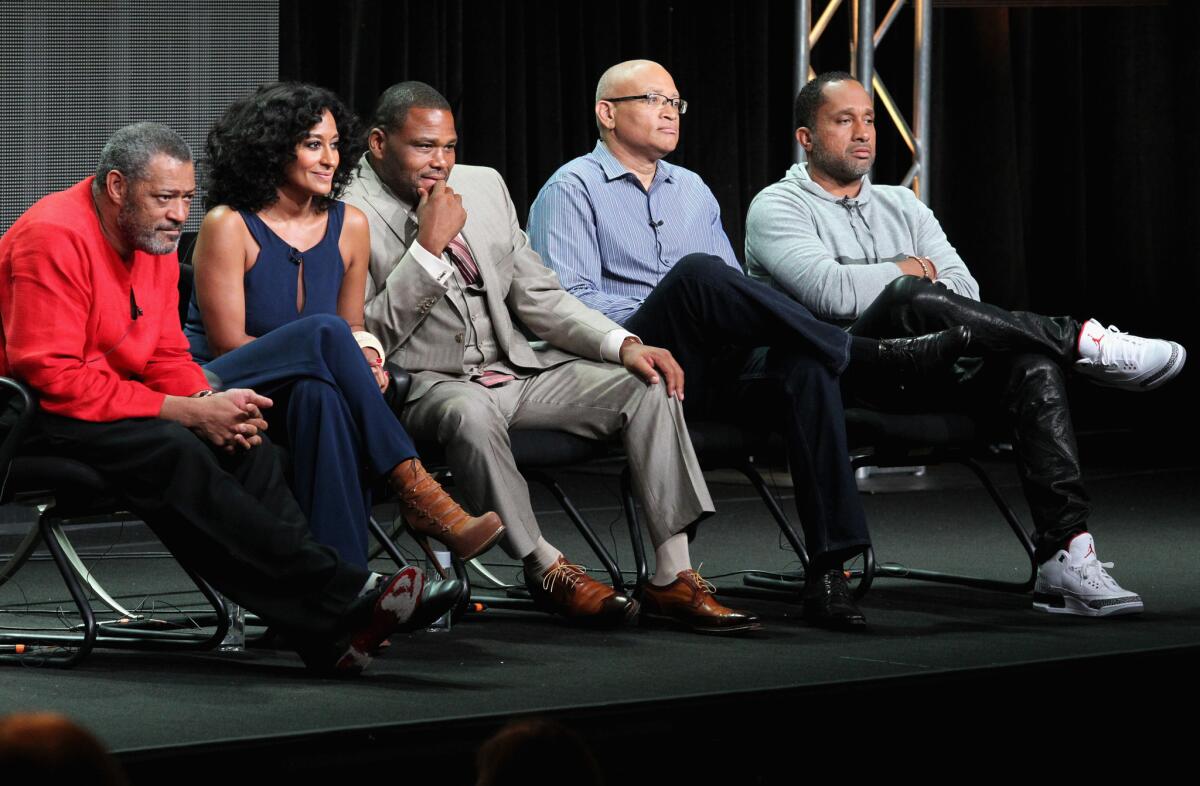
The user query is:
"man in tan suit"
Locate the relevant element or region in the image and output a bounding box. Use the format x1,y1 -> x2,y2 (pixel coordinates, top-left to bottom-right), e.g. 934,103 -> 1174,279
343,81 -> 758,632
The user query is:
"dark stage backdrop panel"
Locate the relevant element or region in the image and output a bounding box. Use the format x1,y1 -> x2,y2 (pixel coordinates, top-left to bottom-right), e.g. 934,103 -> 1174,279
0,0 -> 279,234
281,0 -> 1199,434
280,0 -> 799,268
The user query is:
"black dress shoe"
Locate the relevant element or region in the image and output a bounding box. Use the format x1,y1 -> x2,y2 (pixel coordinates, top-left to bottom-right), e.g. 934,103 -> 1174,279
802,569 -> 867,630
400,577 -> 465,632
875,325 -> 971,375
301,568 -> 465,675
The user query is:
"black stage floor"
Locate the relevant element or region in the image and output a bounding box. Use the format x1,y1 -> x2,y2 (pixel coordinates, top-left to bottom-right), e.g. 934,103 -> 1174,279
2,431 -> 1197,780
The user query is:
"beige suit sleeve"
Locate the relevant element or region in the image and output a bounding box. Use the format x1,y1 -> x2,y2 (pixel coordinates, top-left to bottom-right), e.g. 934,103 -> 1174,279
362,240 -> 451,357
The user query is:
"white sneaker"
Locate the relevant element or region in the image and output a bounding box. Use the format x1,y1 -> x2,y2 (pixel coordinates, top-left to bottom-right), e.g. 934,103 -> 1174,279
1074,318 -> 1186,391
1033,533 -> 1143,617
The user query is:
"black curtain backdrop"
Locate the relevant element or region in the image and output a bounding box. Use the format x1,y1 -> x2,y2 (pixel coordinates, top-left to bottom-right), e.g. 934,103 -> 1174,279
281,0 -> 1198,434
280,0 -> 797,265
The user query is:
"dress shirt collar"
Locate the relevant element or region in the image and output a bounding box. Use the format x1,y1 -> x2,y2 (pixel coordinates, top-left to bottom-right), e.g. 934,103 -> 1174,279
591,140 -> 675,191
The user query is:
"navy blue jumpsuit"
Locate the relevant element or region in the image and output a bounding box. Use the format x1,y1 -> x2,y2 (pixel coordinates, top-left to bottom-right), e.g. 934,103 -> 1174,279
185,203 -> 417,567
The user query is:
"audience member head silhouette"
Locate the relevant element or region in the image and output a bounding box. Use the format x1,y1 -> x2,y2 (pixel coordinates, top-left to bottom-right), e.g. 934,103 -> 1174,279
0,712 -> 128,785
475,717 -> 603,786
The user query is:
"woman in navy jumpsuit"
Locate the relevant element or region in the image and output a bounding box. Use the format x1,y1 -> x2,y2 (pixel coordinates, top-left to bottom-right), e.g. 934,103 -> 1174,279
185,83 -> 502,568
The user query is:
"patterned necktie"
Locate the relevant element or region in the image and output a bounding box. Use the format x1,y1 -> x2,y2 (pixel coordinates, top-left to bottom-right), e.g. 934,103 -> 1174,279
447,233 -> 511,386
446,235 -> 481,286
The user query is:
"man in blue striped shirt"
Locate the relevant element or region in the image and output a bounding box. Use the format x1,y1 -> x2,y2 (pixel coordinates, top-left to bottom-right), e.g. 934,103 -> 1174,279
528,59 -> 959,631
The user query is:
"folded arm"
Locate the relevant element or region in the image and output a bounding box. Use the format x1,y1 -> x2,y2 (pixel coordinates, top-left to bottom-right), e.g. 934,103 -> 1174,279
745,192 -> 903,321
910,197 -> 980,301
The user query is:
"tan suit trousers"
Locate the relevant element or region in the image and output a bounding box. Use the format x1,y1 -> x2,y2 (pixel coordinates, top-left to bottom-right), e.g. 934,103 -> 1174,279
401,359 -> 713,559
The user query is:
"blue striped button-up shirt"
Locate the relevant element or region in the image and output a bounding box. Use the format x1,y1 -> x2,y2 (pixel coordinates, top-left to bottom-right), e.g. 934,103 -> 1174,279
528,141 -> 740,326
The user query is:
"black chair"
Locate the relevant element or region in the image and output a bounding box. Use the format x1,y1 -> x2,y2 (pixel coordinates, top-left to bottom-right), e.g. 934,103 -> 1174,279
843,408 -> 1037,594
620,421 -> 809,598
736,408 -> 1037,599
0,253 -> 239,667
0,376 -> 230,667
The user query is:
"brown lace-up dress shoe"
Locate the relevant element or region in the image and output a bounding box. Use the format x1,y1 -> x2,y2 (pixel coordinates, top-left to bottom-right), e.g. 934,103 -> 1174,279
391,458 -> 505,566
641,569 -> 761,634
525,557 -> 638,626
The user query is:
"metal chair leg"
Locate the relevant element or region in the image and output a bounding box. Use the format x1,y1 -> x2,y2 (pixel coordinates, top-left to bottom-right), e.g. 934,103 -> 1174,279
46,517 -> 142,619
738,461 -> 809,569
0,523 -> 41,588
0,510 -> 234,666
367,515 -> 411,570
525,468 -> 625,592
843,452 -> 1038,594
620,467 -> 648,591
23,512 -> 99,666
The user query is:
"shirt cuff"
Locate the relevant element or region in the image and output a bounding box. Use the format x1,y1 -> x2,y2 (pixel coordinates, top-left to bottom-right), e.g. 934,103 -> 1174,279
353,330 -> 386,362
409,240 -> 455,286
601,329 -> 639,363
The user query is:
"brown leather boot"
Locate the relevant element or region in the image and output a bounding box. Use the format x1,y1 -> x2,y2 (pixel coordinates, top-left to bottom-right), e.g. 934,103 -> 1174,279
390,458 -> 505,564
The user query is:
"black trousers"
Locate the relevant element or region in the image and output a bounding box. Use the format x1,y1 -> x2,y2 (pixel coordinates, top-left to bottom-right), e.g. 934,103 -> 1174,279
845,276 -> 1086,561
625,254 -> 870,563
18,412 -> 372,641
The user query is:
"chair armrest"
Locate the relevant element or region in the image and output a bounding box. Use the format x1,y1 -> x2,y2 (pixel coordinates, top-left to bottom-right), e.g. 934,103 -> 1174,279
382,363 -> 413,417
0,376 -> 37,475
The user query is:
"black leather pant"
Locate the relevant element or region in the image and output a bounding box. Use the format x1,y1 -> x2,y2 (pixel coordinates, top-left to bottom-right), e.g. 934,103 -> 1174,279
845,276 -> 1086,561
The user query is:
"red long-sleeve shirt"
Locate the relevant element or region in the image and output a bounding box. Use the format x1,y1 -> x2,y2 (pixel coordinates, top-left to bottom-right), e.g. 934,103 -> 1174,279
0,178 -> 209,421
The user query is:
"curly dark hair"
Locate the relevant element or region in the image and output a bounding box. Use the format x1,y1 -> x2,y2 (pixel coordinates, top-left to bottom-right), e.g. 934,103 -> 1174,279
204,82 -> 366,212
793,71 -> 857,131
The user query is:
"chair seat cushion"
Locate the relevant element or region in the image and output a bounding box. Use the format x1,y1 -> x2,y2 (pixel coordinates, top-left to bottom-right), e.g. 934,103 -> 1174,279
845,408 -> 979,448
4,456 -> 124,514
508,430 -> 616,468
685,421 -> 783,465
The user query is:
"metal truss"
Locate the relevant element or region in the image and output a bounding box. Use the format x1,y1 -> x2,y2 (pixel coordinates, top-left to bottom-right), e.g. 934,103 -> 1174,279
794,0 -> 933,203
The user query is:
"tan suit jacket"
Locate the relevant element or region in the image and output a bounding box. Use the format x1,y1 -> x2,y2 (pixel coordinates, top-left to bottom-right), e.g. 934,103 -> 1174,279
343,157 -> 621,400
344,156 -> 712,555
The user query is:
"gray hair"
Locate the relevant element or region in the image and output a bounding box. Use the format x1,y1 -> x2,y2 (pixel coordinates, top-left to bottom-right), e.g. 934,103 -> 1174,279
370,81 -> 451,131
94,122 -> 192,184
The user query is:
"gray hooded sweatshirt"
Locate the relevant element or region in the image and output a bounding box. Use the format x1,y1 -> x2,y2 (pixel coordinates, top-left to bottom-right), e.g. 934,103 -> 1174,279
745,163 -> 980,325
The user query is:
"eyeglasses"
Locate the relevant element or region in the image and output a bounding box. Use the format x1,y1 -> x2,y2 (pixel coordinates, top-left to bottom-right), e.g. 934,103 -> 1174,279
601,93 -> 688,114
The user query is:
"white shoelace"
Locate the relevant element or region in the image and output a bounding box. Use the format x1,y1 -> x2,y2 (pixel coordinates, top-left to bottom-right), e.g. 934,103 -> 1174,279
542,562 -> 587,594
1094,325 -> 1145,370
1076,555 -> 1119,589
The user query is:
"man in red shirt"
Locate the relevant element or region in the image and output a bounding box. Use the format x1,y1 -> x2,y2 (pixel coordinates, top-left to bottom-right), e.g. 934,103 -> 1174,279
0,122 -> 457,673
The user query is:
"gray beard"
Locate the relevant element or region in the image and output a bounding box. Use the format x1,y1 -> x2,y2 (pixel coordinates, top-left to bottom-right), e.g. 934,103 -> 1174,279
808,142 -> 872,186
117,204 -> 181,256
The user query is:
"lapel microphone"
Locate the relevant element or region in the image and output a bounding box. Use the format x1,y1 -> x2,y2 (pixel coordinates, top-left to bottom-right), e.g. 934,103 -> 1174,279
130,287 -> 143,320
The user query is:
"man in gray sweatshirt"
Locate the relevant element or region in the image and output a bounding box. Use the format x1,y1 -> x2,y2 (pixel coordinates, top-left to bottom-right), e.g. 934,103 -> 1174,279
745,72 -> 1186,618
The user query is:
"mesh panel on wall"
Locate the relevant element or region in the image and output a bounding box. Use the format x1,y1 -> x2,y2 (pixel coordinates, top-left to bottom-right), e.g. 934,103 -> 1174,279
0,0 -> 278,233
